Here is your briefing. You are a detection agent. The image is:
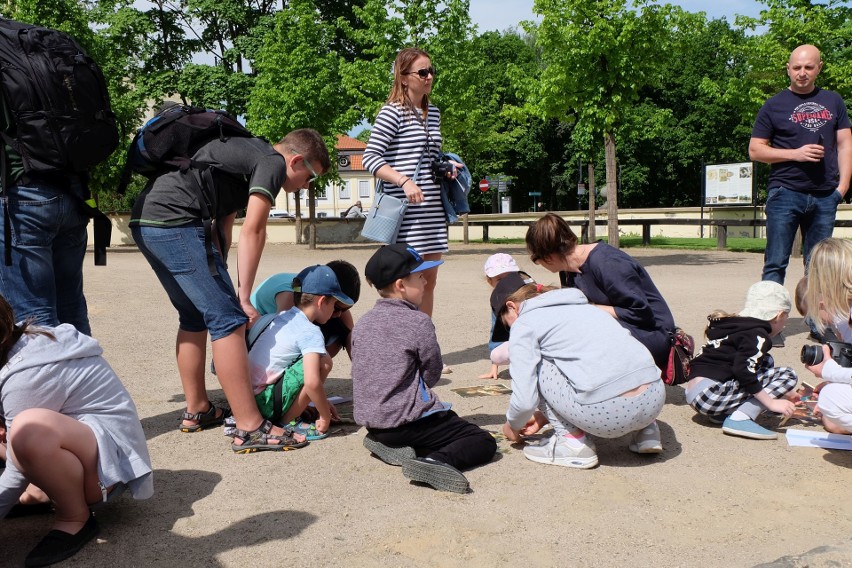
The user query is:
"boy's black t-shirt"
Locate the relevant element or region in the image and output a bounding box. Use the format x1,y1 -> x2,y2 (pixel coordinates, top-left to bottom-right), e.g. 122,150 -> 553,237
130,136 -> 286,226
751,87 -> 851,192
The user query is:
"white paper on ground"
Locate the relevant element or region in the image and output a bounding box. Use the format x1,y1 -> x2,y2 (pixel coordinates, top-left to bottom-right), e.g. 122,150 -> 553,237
785,428 -> 852,450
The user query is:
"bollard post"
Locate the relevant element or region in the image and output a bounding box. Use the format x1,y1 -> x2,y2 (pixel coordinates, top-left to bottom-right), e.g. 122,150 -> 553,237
717,224 -> 727,250
463,214 -> 469,245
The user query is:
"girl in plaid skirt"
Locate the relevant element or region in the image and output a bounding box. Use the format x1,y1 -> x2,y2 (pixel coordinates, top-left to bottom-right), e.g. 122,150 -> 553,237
685,281 -> 798,440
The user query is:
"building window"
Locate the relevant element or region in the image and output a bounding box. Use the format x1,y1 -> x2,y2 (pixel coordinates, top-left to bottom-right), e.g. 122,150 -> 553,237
338,181 -> 351,200
359,179 -> 370,199
314,186 -> 327,200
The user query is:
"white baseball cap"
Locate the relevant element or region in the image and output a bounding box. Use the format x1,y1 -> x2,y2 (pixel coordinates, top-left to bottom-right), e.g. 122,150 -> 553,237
739,281 -> 791,321
484,253 -> 520,278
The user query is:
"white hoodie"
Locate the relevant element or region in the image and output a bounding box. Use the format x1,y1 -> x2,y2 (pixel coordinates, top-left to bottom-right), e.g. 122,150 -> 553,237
507,288 -> 660,429
0,324 -> 153,517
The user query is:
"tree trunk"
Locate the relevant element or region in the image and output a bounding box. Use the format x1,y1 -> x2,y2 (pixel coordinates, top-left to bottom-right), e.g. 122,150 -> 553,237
587,163 -> 595,242
605,132 -> 619,248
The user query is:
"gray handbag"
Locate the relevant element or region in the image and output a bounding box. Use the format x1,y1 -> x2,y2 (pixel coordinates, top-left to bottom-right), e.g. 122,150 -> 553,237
360,181 -> 409,244
361,145 -> 427,244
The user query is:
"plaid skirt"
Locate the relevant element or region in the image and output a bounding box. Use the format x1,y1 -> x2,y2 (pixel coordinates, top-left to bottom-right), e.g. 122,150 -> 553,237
689,356 -> 798,417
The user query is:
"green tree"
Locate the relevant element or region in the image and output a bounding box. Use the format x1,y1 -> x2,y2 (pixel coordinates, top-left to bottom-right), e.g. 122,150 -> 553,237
527,0 -> 673,246
617,10 -> 752,208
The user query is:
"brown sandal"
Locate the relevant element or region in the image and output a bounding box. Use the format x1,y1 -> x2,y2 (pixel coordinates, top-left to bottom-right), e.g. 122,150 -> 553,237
231,420 -> 308,454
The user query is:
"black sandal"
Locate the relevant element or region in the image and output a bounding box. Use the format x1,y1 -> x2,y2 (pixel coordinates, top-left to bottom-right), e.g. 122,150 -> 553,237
231,420 -> 309,454
179,402 -> 231,433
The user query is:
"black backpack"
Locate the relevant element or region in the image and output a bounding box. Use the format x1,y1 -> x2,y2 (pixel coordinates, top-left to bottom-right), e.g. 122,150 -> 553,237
0,18 -> 118,266
120,103 -> 254,183
0,18 -> 118,173
118,103 -> 257,274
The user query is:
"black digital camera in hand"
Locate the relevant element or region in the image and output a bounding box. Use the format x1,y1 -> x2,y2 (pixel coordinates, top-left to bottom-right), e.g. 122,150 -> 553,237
431,157 -> 455,181
801,338 -> 852,368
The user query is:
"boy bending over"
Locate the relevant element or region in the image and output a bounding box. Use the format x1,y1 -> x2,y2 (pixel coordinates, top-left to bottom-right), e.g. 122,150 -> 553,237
246,265 -> 353,446
352,244 -> 497,493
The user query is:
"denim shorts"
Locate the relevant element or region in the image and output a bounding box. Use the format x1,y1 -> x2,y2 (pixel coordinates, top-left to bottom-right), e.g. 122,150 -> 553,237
131,224 -> 247,340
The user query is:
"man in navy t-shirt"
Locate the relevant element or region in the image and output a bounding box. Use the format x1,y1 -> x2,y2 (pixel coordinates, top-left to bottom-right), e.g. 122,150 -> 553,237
750,45 -> 851,295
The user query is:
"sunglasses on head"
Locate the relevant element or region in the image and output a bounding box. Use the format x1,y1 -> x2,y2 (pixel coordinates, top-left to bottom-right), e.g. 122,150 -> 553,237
406,66 -> 435,79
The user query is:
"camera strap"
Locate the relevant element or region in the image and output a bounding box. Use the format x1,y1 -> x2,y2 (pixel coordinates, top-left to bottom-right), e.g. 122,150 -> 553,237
413,109 -> 440,173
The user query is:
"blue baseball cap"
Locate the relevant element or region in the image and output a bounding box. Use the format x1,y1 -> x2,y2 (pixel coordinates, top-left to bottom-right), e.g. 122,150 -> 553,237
292,265 -> 354,306
365,243 -> 444,289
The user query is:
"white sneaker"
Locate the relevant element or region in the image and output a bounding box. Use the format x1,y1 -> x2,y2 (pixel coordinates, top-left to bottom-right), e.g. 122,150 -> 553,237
523,433 -> 598,469
629,421 -> 663,454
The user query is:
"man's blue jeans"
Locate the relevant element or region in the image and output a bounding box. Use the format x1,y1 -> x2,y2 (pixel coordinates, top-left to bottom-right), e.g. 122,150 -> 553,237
0,177 -> 91,334
762,186 -> 841,284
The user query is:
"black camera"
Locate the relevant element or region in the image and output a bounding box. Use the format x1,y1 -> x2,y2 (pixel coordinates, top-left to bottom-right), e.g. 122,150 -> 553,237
800,340 -> 852,368
431,158 -> 454,180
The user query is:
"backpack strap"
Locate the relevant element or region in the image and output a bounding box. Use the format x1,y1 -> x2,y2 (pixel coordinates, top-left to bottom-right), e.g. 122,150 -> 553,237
246,313 -> 278,351
196,165 -> 226,276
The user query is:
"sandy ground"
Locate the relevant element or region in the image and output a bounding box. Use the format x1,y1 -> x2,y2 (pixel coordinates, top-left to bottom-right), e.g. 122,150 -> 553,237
3,241 -> 852,568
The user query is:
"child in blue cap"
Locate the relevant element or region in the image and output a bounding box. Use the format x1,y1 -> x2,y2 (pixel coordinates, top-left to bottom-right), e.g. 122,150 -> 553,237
242,265 -> 353,449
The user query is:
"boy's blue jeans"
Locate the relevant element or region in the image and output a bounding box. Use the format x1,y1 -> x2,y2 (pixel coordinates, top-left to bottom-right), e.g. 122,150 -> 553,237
0,177 -> 91,334
132,224 -> 247,341
762,186 -> 841,284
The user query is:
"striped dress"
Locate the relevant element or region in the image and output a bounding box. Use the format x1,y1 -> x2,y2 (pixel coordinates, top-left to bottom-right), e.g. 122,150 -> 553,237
363,102 -> 448,254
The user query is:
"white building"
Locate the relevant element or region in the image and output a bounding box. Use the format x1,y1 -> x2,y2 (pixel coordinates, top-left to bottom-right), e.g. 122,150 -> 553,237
274,134 -> 374,218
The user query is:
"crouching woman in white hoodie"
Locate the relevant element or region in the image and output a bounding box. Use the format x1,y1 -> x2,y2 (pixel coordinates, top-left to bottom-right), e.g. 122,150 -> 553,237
0,295 -> 153,566
498,284 -> 666,469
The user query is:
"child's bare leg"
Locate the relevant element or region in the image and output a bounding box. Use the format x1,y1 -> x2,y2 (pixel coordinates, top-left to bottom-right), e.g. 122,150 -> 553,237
822,415 -> 852,434
281,389 -> 312,425
176,329 -> 215,426
9,409 -> 100,534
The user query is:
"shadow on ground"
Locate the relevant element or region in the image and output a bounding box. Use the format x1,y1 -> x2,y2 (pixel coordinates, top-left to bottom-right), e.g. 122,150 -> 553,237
3,468 -> 316,567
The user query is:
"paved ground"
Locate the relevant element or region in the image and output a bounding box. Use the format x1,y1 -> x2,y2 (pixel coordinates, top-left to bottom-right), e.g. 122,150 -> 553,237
3,242 -> 852,568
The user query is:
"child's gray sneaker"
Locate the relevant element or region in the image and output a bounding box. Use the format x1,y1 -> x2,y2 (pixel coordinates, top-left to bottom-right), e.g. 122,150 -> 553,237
401,457 -> 470,494
363,434 -> 416,466
523,434 -> 599,469
628,421 -> 663,454
721,416 -> 778,440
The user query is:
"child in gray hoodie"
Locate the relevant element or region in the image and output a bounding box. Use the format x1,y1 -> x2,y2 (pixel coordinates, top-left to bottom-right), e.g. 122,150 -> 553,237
496,284 -> 665,469
0,295 -> 153,566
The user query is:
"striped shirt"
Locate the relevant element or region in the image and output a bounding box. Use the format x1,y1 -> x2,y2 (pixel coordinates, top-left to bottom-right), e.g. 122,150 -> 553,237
363,103 -> 448,254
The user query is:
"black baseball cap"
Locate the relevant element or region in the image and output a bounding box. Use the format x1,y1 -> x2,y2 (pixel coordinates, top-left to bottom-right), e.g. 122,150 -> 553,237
365,243 -> 444,289
490,271 -> 535,342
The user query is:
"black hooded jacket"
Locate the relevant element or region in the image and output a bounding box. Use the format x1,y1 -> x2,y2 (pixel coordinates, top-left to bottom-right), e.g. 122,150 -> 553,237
687,316 -> 773,395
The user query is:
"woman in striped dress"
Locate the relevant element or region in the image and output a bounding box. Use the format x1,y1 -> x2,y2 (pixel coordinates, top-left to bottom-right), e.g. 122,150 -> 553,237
363,47 -> 460,317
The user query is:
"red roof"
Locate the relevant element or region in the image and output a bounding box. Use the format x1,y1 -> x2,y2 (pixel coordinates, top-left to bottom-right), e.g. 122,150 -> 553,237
336,134 -> 367,150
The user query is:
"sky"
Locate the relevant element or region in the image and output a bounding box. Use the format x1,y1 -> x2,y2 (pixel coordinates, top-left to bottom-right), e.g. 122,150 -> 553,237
468,0 -> 767,33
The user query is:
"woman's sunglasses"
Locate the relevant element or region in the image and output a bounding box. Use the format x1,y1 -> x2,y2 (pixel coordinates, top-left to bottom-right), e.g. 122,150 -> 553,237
406,66 -> 435,79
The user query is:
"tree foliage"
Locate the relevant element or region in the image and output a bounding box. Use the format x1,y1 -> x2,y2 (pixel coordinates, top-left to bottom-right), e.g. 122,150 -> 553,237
1,0 -> 850,228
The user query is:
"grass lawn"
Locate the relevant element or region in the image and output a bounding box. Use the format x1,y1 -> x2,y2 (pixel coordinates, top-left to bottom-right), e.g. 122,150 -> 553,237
463,236 -> 766,253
